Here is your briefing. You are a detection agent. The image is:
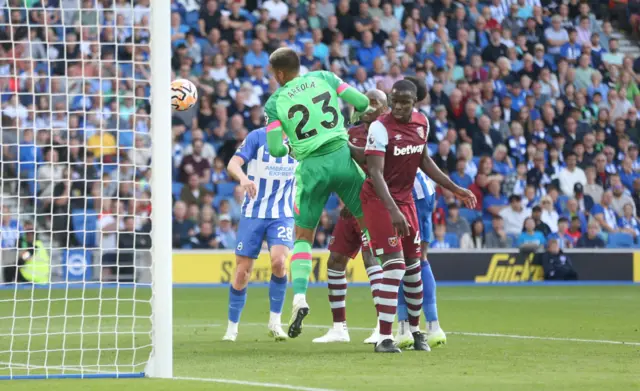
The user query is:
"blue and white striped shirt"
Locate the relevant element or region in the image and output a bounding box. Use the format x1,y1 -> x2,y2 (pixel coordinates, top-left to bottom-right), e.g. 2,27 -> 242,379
234,128 -> 297,219
413,169 -> 436,201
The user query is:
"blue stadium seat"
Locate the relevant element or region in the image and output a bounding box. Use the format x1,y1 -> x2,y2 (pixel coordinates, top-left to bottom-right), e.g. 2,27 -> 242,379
444,233 -> 460,248
172,182 -> 184,200
607,232 -> 634,248
204,183 -> 214,193
217,182 -> 237,198
508,234 -> 519,245
472,156 -> 481,166
71,209 -> 98,248
459,208 -> 481,224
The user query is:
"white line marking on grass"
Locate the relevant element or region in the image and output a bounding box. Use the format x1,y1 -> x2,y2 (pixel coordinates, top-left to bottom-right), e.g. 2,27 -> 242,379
178,323 -> 640,346
174,376 -> 340,391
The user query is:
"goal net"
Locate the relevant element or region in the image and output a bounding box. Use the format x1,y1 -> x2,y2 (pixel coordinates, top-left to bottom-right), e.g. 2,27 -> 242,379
0,0 -> 172,379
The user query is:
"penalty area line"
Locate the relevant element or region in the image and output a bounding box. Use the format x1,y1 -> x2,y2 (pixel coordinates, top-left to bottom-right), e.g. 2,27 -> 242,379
173,376 -> 341,391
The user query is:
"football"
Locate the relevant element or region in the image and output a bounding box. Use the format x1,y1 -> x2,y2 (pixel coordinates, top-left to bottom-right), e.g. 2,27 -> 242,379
171,79 -> 198,111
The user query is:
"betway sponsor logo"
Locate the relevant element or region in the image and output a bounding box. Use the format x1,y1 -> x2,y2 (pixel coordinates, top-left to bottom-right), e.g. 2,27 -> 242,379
393,144 -> 425,156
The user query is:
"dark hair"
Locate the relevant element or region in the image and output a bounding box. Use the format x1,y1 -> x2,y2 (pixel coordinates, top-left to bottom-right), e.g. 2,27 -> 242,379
403,76 -> 427,101
269,47 -> 300,73
558,217 -> 569,224
391,79 -> 418,95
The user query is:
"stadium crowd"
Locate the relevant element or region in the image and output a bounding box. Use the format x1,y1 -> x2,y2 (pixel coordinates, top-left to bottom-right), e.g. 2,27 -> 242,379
2,0 -> 640,255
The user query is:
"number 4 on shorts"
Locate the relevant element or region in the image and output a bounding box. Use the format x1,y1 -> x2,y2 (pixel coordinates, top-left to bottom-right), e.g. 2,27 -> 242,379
414,230 -> 420,244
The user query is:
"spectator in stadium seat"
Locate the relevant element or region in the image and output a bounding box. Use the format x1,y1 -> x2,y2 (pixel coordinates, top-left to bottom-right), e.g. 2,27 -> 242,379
592,190 -> 620,233
430,224 -> 451,249
610,174 -> 636,216
542,238 -> 578,280
531,205 -> 552,237
473,115 -> 503,157
483,180 -> 509,218
445,203 -> 472,238
172,201 -> 196,249
355,31 -> 383,72
500,194 -> 531,236
464,219 -> 486,249
583,165 -> 604,203
180,173 -> 210,207
216,214 -> 237,249
517,217 -> 547,248
527,152 -> 553,195
576,221 -> 606,248
558,152 -> 587,196
433,139 -> 457,174
485,215 -> 514,248
539,196 -> 559,234
451,158 -> 474,189
183,129 -> 216,166
189,221 -> 221,249
178,139 -> 211,184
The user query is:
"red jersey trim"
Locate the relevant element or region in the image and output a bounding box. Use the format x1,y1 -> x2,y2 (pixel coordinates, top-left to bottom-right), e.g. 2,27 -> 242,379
365,150 -> 385,156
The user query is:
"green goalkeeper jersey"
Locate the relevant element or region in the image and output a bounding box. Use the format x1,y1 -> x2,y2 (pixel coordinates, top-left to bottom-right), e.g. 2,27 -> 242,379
264,70 -> 370,160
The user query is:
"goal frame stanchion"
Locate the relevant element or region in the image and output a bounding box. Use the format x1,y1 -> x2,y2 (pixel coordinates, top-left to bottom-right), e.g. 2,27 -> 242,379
147,0 -> 174,379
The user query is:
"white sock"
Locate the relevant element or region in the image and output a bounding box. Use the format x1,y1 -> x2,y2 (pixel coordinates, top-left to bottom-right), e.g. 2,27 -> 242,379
378,334 -> 393,345
333,321 -> 346,330
227,320 -> 238,334
269,312 -> 281,326
428,320 -> 441,332
397,320 -> 409,335
410,325 -> 420,334
293,293 -> 306,304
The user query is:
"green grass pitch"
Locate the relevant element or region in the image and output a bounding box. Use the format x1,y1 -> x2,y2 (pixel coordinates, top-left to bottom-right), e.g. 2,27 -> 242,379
2,285 -> 640,390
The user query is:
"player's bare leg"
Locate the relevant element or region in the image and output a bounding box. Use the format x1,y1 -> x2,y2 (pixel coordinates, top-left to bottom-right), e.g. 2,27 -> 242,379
288,226 -> 314,338
223,255 -> 254,341
312,253 -> 351,343
268,245 -> 289,341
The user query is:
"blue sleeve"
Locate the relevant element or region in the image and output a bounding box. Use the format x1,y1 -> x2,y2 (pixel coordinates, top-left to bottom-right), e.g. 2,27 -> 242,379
560,44 -> 569,58
234,130 -> 260,163
516,234 -> 524,246
591,204 -> 604,216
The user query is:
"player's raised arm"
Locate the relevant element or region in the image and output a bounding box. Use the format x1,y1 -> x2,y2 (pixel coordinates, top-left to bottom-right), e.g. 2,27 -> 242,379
419,149 -> 477,209
366,120 -> 410,237
312,70 -> 370,114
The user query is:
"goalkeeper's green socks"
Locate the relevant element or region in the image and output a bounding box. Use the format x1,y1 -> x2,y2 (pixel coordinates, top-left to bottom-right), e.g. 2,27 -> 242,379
290,240 -> 313,295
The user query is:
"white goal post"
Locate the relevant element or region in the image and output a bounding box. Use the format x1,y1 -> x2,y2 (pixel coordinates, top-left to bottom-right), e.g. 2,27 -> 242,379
0,0 -> 172,379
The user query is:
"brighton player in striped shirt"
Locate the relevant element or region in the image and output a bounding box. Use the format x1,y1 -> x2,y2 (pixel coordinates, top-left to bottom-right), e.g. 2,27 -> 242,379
222,127 -> 297,342
395,171 -> 447,349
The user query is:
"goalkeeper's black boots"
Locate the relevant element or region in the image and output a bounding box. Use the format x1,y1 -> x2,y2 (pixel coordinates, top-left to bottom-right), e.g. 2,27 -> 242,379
374,339 -> 402,353
413,331 -> 431,351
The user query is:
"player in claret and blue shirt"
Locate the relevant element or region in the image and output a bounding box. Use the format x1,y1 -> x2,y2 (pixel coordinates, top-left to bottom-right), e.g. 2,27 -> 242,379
222,127 -> 297,342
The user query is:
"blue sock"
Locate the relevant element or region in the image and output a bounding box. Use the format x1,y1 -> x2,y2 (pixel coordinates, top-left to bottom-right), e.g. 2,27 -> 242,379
397,283 -> 409,322
421,260 -> 438,322
269,274 -> 287,314
228,286 -> 247,323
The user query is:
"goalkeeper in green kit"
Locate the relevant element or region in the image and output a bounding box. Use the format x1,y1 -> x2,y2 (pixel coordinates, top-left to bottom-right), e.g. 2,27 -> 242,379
264,47 -> 372,338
